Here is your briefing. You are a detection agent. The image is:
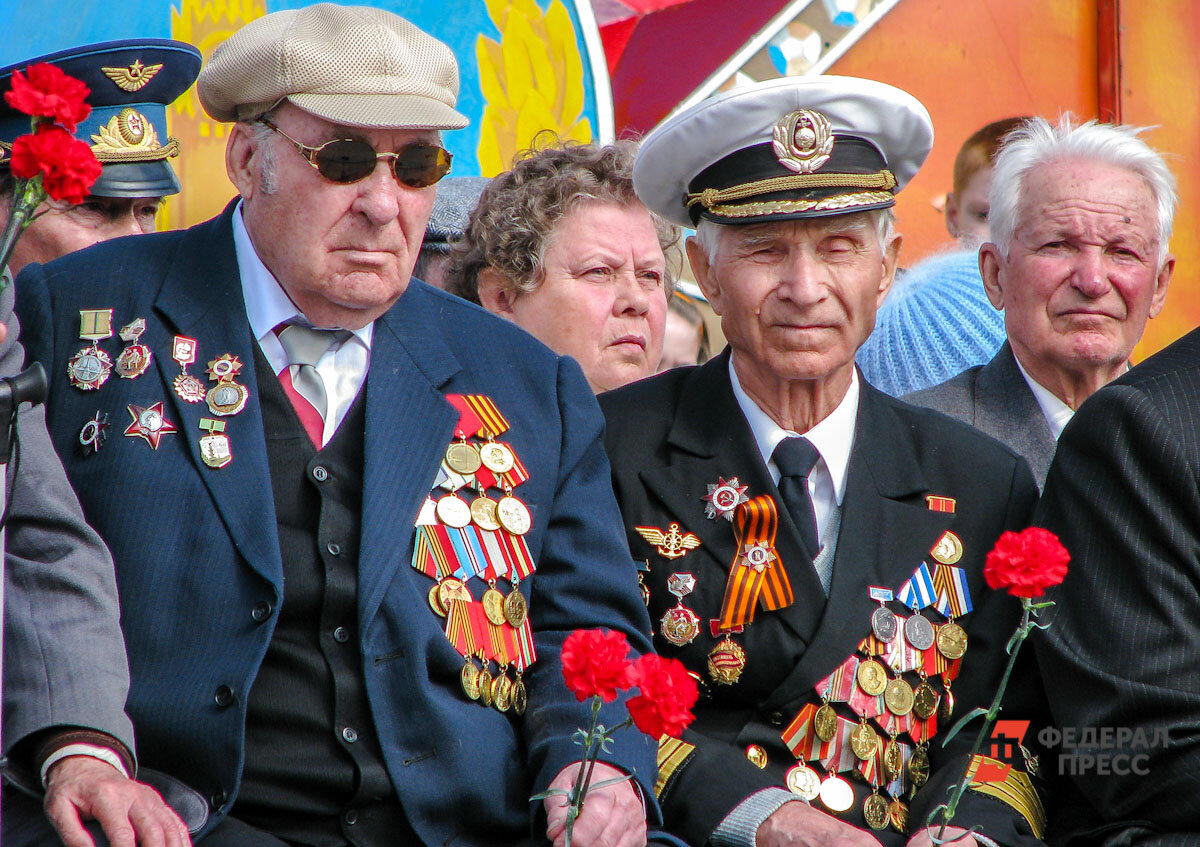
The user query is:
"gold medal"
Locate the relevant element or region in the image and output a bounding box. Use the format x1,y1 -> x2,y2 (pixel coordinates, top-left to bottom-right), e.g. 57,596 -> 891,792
436,494 -> 472,528
660,606 -> 701,646
437,577 -> 471,611
936,621 -> 968,660
707,637 -> 746,685
478,668 -> 494,707
198,418 -> 232,469
888,799 -> 909,834
503,587 -> 528,628
493,674 -> 513,712
471,495 -> 501,531
818,775 -> 854,813
930,530 -> 964,565
68,309 -> 114,391
115,318 -> 152,379
912,681 -> 938,719
204,354 -> 249,417
856,658 -> 887,696
482,587 -> 507,626
512,676 -> 528,715
882,737 -> 903,781
745,745 -> 768,769
814,703 -> 838,743
785,764 -> 821,800
496,494 -> 532,535
907,745 -> 930,787
884,678 -> 914,716
428,584 -> 447,617
940,679 -> 956,720
460,661 -> 481,700
864,794 -> 889,831
850,721 -> 879,760
446,441 -> 482,475
479,441 -> 516,474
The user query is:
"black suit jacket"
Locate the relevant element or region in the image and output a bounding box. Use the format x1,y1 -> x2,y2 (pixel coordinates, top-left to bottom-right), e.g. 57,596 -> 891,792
1035,327 -> 1200,846
600,352 -> 1045,847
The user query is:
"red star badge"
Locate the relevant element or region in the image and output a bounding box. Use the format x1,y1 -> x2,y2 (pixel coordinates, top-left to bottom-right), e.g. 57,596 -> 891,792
703,476 -> 749,521
124,402 -> 177,449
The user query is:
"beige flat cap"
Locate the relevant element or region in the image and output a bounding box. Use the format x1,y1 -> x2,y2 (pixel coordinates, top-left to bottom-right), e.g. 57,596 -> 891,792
198,3 -> 468,130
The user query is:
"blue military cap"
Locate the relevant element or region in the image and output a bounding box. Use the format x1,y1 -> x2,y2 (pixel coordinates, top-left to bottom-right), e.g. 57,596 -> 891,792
0,39 -> 201,197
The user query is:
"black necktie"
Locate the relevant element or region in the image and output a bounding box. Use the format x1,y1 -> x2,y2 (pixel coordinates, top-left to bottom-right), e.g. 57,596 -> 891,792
773,436 -> 821,560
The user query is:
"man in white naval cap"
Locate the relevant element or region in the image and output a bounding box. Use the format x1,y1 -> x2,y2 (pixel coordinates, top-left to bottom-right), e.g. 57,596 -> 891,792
599,76 -> 1049,847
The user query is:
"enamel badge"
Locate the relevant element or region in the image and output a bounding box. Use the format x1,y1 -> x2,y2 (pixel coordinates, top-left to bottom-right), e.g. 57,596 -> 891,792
635,522 -> 701,560
124,401 -> 176,449
703,476 -> 749,521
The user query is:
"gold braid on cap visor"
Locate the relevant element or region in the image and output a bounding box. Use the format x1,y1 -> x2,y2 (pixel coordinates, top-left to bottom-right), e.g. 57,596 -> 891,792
686,169 -> 896,218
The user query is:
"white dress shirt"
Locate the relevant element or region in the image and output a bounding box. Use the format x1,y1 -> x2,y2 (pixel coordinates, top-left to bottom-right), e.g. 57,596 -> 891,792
1011,354 -> 1074,440
728,355 -> 859,552
232,204 -> 372,446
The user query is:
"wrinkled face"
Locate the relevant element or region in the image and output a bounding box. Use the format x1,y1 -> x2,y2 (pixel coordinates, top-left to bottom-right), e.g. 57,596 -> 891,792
6,194 -> 162,276
230,102 -> 438,329
505,201 -> 668,393
657,309 -> 704,372
946,166 -> 993,248
690,213 -> 898,390
982,159 -> 1172,380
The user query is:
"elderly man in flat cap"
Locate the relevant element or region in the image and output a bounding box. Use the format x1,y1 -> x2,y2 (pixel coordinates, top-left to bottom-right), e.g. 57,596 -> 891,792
600,77 -> 1048,847
10,6 -> 657,846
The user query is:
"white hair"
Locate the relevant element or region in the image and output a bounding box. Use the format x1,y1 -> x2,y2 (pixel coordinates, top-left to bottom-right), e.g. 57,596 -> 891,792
693,208 -> 895,264
243,109 -> 281,195
988,115 -> 1176,264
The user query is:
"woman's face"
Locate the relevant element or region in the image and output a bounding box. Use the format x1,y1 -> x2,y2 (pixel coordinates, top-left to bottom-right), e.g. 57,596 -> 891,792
506,200 -> 668,393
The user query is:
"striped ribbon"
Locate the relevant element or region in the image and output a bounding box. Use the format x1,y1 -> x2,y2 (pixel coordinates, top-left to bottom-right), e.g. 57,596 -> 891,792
817,654 -> 858,702
445,599 -> 478,658
716,496 -> 792,630
933,563 -> 974,617
821,717 -> 858,773
782,703 -> 817,758
462,395 -> 510,438
446,394 -> 485,439
897,562 -> 938,610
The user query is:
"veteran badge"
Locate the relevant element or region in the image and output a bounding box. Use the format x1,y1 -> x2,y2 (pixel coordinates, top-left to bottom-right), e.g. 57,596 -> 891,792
198,418 -> 232,469
171,336 -> 206,403
124,401 -> 176,449
77,411 -> 110,456
707,635 -> 746,685
68,309 -> 114,390
703,476 -> 749,520
635,522 -> 701,560
205,354 -> 249,417
659,572 -> 700,646
115,318 -> 152,379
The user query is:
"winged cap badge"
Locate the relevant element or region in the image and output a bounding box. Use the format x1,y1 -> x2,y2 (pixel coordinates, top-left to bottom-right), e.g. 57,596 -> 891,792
101,59 -> 164,92
635,523 -> 702,560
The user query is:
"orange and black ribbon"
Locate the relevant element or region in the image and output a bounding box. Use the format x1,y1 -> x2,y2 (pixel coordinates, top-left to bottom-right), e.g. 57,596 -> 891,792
716,496 -> 793,631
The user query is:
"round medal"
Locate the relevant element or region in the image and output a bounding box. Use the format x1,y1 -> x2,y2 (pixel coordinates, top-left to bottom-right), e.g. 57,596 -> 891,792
818,775 -> 854,813
436,494 -> 472,528
471,495 -> 502,531
174,373 -> 207,403
478,669 -> 495,707
460,662 -> 481,700
863,794 -> 890,831
437,577 -> 471,611
479,441 -> 516,474
871,606 -> 898,643
512,676 -> 528,715
206,381 -> 248,417
936,621 -> 968,660
482,587 -> 507,626
904,614 -> 936,651
497,495 -> 532,536
856,659 -> 887,696
912,681 -> 939,719
785,764 -> 821,800
493,674 -> 513,712
884,678 -> 914,716
428,584 -> 447,617
850,722 -> 879,760
503,588 -> 528,628
883,738 -> 903,781
930,530 -> 964,564
940,683 -> 956,720
706,638 -> 746,685
446,441 -> 482,475
814,703 -> 838,742
660,605 -> 700,646
67,349 -> 112,391
888,799 -> 909,834
116,344 -> 152,379
745,745 -> 768,769
907,746 -> 930,786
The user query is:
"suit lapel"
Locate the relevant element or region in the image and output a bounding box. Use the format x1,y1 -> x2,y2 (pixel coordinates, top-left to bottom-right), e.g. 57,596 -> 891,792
151,204 -> 283,587
358,283 -> 462,627
762,384 -> 953,711
975,344 -> 1056,479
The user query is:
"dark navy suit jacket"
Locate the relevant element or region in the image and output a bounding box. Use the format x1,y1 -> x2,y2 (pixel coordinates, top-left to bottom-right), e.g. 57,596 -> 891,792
15,203 -> 657,845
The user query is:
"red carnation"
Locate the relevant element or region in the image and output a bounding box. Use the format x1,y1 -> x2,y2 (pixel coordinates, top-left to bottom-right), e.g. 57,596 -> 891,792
626,653 -> 698,739
561,629 -> 636,703
5,63 -> 91,132
984,527 -> 1070,599
10,125 -> 101,205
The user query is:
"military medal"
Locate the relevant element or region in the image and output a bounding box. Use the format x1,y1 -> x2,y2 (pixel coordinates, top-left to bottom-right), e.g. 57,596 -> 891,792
930,530 -> 964,565
437,576 -> 471,611
77,411 -> 110,456
707,635 -> 746,685
856,658 -> 887,696
479,440 -> 515,474
635,523 -> 701,560
907,745 -> 930,786
912,679 -> 939,719
745,745 -> 768,769
937,621 -> 968,659
205,354 -> 249,417
864,793 -> 889,831
494,673 -> 515,713
813,703 -> 838,742
503,585 -> 528,628
460,660 -> 481,700
888,798 -> 909,833
869,586 -> 898,642
850,720 -> 879,760
940,678 -> 956,720
884,678 -> 914,716
636,559 -> 651,607
429,584 -> 448,616
124,401 -> 177,449
171,336 -> 206,403
470,493 -> 501,530
496,493 -> 531,535
703,476 -> 749,521
659,572 -> 700,646
478,666 -> 494,707
512,675 -> 528,715
818,775 -> 854,813
785,764 -> 821,800
68,309 -> 114,390
904,614 -> 935,651
882,736 -> 903,781
436,494 -> 472,528
198,418 -> 232,468
445,440 -> 482,475
115,318 -> 152,379
482,585 -> 507,626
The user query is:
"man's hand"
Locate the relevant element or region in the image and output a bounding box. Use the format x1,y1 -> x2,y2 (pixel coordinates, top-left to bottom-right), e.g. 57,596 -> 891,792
44,756 -> 191,847
755,801 -> 884,847
544,761 -> 646,847
907,826 -> 977,847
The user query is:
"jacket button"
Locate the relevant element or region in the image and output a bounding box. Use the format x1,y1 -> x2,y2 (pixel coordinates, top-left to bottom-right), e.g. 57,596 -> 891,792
214,685 -> 234,707
342,726 -> 358,743
251,601 -> 272,622
343,809 -> 358,826
333,626 -> 350,643
312,465 -> 329,482
210,790 -> 228,810
769,711 -> 785,726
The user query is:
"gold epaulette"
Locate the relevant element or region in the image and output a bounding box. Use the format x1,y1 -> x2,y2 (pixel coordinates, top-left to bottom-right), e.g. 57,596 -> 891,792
965,755 -> 1046,839
655,735 -> 696,799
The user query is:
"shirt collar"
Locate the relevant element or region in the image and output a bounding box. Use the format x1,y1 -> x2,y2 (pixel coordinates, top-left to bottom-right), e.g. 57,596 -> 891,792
1011,352 -> 1074,440
231,202 -> 373,349
728,355 -> 858,506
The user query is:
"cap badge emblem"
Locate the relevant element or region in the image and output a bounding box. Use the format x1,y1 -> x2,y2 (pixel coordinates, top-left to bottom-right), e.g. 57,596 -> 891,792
91,108 -> 176,158
773,109 -> 835,174
101,59 -> 163,93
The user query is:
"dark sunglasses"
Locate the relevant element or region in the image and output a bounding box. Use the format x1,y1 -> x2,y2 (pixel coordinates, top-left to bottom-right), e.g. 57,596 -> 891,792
260,118 -> 452,188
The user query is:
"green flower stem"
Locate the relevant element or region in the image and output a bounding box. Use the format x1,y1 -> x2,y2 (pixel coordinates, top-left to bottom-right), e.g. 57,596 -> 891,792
0,176 -> 47,289
932,598 -> 1035,843
564,697 -> 634,847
